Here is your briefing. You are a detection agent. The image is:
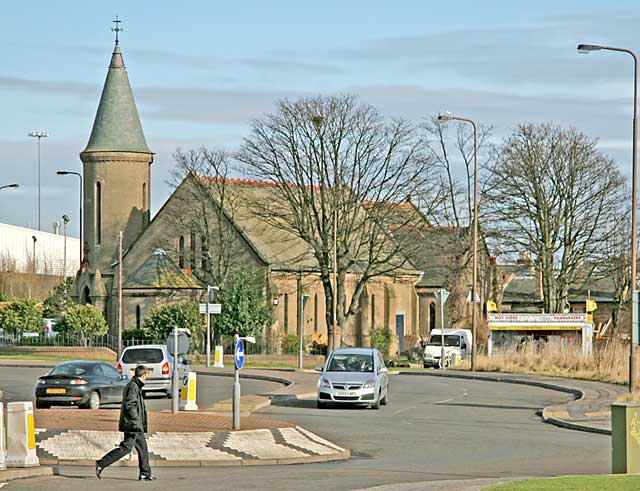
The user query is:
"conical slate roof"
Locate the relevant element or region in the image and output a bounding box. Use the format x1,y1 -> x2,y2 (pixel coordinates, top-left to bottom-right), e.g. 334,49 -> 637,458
83,44 -> 151,154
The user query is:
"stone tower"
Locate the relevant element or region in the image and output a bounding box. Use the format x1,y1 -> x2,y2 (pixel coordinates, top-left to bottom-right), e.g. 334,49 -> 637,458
76,39 -> 153,320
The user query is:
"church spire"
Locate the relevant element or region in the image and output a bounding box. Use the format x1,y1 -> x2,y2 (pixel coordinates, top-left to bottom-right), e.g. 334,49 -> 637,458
82,20 -> 151,155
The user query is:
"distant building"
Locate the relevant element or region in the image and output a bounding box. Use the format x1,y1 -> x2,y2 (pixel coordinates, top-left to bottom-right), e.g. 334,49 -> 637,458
0,222 -> 80,277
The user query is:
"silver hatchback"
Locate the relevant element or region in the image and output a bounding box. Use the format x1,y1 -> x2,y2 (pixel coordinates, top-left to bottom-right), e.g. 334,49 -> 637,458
117,344 -> 190,398
316,348 -> 389,409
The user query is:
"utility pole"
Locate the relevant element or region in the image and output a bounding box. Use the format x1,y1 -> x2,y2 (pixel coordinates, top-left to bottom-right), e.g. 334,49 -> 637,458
118,231 -> 123,358
62,215 -> 69,277
28,132 -> 49,231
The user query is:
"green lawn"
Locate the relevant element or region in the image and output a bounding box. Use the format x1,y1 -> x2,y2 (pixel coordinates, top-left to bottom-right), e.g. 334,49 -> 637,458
485,475 -> 640,490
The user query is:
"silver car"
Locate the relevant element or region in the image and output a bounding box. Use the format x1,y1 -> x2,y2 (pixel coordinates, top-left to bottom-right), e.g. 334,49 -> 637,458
316,348 -> 389,409
117,344 -> 191,398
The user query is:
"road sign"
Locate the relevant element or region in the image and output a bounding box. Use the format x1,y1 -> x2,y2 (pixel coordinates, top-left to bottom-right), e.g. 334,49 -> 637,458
166,331 -> 190,355
234,339 -> 245,370
199,303 -> 222,314
465,291 -> 480,303
434,289 -> 450,304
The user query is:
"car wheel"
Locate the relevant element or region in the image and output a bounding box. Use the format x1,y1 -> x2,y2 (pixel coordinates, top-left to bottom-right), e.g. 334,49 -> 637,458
84,391 -> 100,410
381,388 -> 389,406
35,400 -> 50,409
317,400 -> 326,409
371,391 -> 381,410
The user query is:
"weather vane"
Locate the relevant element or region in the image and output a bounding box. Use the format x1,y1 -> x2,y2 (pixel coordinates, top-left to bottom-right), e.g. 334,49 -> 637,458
112,15 -> 123,45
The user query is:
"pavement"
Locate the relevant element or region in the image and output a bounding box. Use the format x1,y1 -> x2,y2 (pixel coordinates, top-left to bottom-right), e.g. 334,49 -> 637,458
398,369 -> 627,435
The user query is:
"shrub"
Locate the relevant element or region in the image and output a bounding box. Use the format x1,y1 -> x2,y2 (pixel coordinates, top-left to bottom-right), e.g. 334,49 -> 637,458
310,341 -> 327,356
215,268 -> 272,337
0,299 -> 43,333
370,326 -> 391,356
281,334 -> 299,355
0,291 -> 16,302
56,304 -> 108,345
42,278 -> 75,318
142,302 -> 203,341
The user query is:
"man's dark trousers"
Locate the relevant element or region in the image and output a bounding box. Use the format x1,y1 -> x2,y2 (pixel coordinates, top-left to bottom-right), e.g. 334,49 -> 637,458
97,432 -> 151,476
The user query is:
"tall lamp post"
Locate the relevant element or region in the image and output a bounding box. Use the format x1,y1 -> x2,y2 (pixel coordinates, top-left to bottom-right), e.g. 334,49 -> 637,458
437,113 -> 479,371
0,184 -> 19,191
578,43 -> 638,391
28,132 -> 49,231
56,171 -> 83,268
311,114 -> 338,354
62,215 -> 69,278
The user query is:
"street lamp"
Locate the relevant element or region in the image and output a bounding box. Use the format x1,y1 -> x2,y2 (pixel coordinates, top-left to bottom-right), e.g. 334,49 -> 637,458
0,184 -> 19,191
31,235 -> 37,273
437,112 -> 479,371
28,132 -> 49,231
57,171 -> 83,268
311,115 -> 338,354
62,215 -> 69,278
578,43 -> 638,391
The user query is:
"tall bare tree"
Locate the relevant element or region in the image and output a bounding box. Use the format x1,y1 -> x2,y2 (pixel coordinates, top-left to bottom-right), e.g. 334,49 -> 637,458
484,123 -> 626,313
237,95 -> 434,344
168,148 -> 244,287
420,116 -> 495,227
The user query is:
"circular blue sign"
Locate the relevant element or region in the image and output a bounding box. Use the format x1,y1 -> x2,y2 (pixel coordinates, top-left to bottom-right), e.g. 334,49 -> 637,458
234,339 -> 245,370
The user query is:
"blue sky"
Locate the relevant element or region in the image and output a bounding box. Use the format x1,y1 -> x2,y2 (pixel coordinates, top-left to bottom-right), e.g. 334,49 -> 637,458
1,0 -> 639,237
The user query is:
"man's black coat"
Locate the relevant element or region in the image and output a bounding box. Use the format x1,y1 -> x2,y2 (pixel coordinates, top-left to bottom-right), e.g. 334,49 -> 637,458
119,376 -> 148,433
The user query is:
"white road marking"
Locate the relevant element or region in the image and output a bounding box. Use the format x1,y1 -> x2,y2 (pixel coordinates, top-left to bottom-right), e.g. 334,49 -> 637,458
393,388 -> 468,415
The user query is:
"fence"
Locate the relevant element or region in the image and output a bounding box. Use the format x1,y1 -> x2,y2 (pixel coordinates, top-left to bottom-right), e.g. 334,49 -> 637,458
0,331 -> 329,356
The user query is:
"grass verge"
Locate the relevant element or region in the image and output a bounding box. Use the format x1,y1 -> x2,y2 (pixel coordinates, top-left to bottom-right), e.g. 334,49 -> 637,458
484,475 -> 640,490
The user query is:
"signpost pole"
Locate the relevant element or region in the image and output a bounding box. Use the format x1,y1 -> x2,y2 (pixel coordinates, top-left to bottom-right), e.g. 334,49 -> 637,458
233,334 -> 241,430
435,289 -> 450,369
206,299 -> 211,368
171,326 -> 179,414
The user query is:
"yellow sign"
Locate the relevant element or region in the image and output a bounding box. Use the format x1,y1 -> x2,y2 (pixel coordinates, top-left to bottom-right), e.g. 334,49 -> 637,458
487,300 -> 498,312
490,325 -> 582,331
27,413 -> 35,449
586,300 -> 598,312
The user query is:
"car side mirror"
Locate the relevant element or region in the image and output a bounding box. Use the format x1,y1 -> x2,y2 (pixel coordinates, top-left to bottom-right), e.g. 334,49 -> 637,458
183,359 -> 192,366
461,343 -> 467,350
379,367 -> 388,373
120,374 -> 128,380
314,366 -> 324,372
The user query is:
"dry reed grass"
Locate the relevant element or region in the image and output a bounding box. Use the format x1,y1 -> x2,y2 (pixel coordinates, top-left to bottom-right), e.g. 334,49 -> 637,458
464,339 -> 628,386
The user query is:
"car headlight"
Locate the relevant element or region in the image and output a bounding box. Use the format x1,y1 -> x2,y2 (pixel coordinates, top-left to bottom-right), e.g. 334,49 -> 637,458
36,379 -> 46,385
362,379 -> 376,389
319,378 -> 331,388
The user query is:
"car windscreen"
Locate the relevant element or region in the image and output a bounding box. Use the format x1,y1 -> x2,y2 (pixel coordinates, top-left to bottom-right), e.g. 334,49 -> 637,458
48,364 -> 95,376
122,348 -> 164,364
427,335 -> 461,347
327,353 -> 374,372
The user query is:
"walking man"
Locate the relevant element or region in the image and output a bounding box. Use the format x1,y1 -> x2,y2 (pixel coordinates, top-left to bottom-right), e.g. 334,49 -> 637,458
96,365 -> 156,481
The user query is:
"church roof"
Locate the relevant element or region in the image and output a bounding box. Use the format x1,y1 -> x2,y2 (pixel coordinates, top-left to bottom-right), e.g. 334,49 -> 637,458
124,249 -> 202,289
82,44 -> 151,154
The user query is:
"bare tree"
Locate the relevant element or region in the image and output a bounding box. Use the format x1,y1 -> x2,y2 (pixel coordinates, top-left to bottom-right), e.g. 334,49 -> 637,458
168,148 -> 244,287
484,123 -> 626,313
420,116 -> 495,227
236,95 -> 433,344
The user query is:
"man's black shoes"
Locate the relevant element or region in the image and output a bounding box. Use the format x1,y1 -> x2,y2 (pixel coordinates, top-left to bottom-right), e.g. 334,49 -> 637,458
95,461 -> 103,479
139,475 -> 157,481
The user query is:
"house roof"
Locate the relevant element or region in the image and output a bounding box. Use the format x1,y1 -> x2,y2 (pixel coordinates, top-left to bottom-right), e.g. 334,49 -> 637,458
82,44 -> 151,154
392,226 -> 470,288
124,249 -> 202,289
501,274 -> 616,304
198,176 -> 419,275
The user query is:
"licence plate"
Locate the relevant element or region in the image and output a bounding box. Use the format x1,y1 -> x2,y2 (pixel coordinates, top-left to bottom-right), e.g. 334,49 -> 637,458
335,390 -> 357,397
130,369 -> 153,376
46,388 -> 66,394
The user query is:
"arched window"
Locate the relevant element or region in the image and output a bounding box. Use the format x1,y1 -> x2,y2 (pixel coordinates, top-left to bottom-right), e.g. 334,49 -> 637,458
201,236 -> 208,271
429,302 -> 436,332
190,231 -> 197,270
136,305 -> 141,329
178,236 -> 185,269
370,294 -> 376,329
96,182 -> 102,244
313,294 -> 318,333
284,293 -> 289,334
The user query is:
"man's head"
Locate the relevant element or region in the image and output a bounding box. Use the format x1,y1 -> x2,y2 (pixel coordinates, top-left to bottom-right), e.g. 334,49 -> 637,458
135,365 -> 147,381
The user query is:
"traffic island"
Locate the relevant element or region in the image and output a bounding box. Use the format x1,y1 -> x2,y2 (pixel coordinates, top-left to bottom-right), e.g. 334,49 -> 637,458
33,409 -> 349,467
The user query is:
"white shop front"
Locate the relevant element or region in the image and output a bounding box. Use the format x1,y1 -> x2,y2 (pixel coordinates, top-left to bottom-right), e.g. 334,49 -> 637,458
487,313 -> 594,356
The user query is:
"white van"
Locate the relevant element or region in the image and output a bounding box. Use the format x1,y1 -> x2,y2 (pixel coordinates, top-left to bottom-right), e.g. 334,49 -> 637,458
422,329 -> 472,368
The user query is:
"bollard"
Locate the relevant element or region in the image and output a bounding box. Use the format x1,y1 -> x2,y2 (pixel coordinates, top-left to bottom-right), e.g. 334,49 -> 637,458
6,401 -> 39,467
0,402 -> 6,470
179,372 -> 198,411
214,346 -> 224,368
